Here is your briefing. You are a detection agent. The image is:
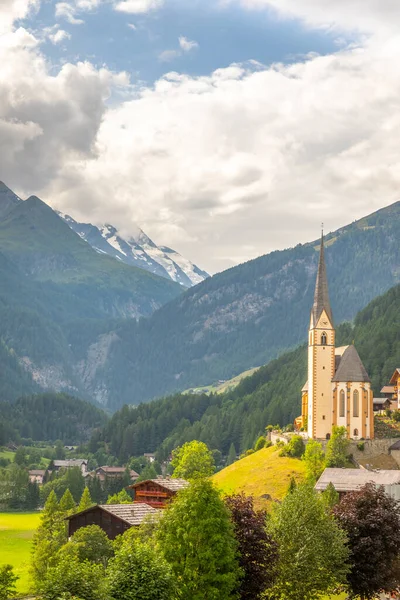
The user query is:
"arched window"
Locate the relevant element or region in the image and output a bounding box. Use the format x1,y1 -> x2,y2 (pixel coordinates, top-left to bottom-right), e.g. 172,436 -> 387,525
353,389 -> 359,417
326,433 -> 331,440
340,390 -> 345,418
321,332 -> 327,345
353,428 -> 359,437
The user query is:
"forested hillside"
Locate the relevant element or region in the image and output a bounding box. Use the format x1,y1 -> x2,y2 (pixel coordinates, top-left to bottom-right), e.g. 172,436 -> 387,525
96,283 -> 400,459
0,393 -> 108,445
96,200 -> 400,409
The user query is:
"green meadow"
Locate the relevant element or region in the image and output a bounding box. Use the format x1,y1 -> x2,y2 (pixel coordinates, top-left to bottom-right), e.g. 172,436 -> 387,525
0,512 -> 41,595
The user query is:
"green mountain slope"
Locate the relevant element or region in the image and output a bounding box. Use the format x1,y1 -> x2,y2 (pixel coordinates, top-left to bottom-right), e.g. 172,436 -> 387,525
98,282 -> 400,459
96,201 -> 400,409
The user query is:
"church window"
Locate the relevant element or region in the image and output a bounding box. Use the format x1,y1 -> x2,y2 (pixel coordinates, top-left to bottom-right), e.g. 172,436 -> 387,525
340,390 -> 345,418
321,332 -> 327,345
353,390 -> 359,417
353,428 -> 359,437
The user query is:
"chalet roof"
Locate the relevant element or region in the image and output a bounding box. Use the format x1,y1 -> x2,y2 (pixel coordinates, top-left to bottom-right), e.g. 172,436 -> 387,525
373,398 -> 389,405
389,440 -> 400,451
97,466 -> 139,477
315,468 -> 400,492
332,345 -> 370,383
131,478 -> 189,492
381,385 -> 395,394
311,234 -> 333,328
29,469 -> 46,476
390,369 -> 400,384
66,503 -> 161,527
54,459 -> 87,468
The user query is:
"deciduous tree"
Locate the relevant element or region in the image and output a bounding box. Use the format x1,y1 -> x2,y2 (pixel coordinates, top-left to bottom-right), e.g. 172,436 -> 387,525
157,479 -> 241,599
225,494 -> 278,600
325,426 -> 349,468
171,440 -> 215,480
267,483 -> 349,600
303,440 -> 326,481
333,483 -> 400,599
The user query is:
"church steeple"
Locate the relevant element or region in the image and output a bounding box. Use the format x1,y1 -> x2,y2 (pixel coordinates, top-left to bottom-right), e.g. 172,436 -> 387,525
311,232 -> 333,328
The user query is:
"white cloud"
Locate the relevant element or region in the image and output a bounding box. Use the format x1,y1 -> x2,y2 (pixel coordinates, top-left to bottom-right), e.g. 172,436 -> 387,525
55,2 -> 84,24
48,28 -> 71,44
229,0 -> 400,34
159,49 -> 181,62
4,0 -> 400,273
114,0 -> 163,14
179,36 -> 199,53
0,0 -> 39,33
127,22 -> 137,30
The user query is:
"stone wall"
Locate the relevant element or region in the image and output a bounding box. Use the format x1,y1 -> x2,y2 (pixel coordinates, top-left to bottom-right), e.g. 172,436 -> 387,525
351,438 -> 400,466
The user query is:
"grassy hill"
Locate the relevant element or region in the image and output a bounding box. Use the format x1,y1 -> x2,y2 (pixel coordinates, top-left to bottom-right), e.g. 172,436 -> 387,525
212,446 -> 306,510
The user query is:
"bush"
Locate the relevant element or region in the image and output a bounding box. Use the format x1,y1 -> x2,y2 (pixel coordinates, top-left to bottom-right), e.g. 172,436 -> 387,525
254,437 -> 266,452
357,442 -> 365,452
280,435 -> 305,458
392,410 -> 400,423
385,409 -> 393,418
0,564 -> 18,600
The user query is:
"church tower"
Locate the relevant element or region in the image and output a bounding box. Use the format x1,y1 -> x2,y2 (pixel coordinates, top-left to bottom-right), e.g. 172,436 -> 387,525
307,234 -> 335,439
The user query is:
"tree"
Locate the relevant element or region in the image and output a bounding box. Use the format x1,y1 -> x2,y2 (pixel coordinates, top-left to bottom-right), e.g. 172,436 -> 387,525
13,446 -> 27,466
325,426 -> 349,468
303,440 -> 326,481
106,489 -> 131,505
279,435 -> 305,458
87,476 -> 103,504
62,525 -> 114,567
227,443 -> 237,465
225,494 -> 278,600
157,479 -> 241,599
59,489 -> 76,514
0,564 -> 18,600
287,476 -> 297,494
333,483 -> 400,599
38,554 -> 106,600
322,482 -> 339,511
254,436 -> 266,452
171,440 -> 215,480
78,487 -> 94,512
267,483 -> 349,600
106,539 -> 176,600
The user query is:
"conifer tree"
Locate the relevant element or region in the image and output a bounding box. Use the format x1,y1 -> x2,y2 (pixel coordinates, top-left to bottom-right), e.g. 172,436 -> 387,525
60,489 -> 76,515
78,487 -> 94,512
227,443 -> 237,466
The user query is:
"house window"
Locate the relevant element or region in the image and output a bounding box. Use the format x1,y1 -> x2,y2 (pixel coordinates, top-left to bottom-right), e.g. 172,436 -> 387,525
340,390 -> 345,418
353,390 -> 359,418
353,428 -> 359,437
321,332 -> 327,345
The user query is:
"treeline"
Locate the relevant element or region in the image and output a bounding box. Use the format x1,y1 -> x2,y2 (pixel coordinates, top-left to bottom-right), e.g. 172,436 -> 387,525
95,283 -> 400,459
0,392 -> 108,445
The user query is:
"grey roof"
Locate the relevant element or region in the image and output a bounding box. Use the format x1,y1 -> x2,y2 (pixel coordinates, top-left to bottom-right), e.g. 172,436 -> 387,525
315,468 -> 400,492
99,503 -> 161,526
332,345 -> 371,383
54,459 -> 87,468
390,440 -> 400,451
132,478 -> 189,492
311,234 -> 333,327
373,398 -> 389,405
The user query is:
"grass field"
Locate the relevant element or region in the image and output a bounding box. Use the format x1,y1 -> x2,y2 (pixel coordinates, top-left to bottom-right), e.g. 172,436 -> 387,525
0,512 -> 41,595
184,367 -> 260,395
213,445 -> 307,510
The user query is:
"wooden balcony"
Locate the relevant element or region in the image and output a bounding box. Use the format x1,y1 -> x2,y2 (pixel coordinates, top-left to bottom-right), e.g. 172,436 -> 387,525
135,490 -> 169,498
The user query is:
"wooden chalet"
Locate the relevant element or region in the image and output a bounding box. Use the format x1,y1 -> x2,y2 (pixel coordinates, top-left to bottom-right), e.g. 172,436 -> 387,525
93,466 -> 139,483
67,503 -> 160,540
130,478 -> 189,508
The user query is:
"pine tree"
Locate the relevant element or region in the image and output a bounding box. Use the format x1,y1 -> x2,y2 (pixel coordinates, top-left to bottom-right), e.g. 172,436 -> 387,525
227,443 -> 237,466
78,487 -> 94,512
59,488 -> 76,515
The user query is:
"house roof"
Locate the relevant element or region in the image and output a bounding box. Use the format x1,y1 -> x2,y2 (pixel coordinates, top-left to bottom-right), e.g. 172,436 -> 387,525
390,369 -> 400,384
97,466 -> 139,477
332,345 -> 370,383
130,478 -> 189,492
389,440 -> 400,451
67,503 -> 161,527
315,468 -> 400,492
29,469 -> 46,476
54,459 -> 87,468
373,398 -> 389,405
311,234 -> 333,328
381,385 -> 395,394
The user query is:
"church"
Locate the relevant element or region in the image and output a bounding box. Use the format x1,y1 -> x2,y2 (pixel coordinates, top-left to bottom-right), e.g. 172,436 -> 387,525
296,235 -> 374,440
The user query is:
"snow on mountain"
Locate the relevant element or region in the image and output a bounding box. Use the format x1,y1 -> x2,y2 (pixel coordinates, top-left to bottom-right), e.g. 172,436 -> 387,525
57,212 -> 209,287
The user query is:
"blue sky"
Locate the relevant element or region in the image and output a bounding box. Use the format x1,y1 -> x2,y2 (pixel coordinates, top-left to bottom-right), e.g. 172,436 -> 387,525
24,0 -> 340,85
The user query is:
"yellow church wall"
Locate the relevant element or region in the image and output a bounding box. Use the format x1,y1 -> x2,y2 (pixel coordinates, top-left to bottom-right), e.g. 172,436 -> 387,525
334,381 -> 372,440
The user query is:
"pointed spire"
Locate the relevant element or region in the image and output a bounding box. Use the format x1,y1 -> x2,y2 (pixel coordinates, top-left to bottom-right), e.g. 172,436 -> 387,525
311,231 -> 333,327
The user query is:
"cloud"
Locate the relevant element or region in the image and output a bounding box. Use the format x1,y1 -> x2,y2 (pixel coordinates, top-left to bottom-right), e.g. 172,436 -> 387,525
159,49 -> 181,62
0,0 -> 39,33
179,36 -> 199,52
127,22 -> 137,30
55,2 -> 84,24
228,0 -> 400,34
114,0 -> 163,14
4,0 -> 400,273
48,29 -> 71,44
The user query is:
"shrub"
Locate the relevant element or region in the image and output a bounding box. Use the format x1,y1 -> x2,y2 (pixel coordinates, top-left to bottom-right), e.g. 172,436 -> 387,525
357,442 -> 365,451
280,435 -> 305,458
254,437 -> 266,452
392,410 -> 400,423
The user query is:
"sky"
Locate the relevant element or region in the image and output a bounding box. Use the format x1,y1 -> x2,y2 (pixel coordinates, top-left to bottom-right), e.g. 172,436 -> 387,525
1,0 -> 400,274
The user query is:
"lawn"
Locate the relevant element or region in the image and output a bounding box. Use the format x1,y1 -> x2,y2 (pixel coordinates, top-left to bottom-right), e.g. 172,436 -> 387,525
213,445 -> 307,510
0,512 -> 41,595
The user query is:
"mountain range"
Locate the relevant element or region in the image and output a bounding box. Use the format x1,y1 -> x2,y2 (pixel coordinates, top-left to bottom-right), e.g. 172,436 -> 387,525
0,181 -> 399,411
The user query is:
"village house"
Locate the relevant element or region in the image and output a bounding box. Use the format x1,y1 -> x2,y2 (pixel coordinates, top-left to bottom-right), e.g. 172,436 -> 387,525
129,477 -> 189,508
93,466 -> 139,483
315,468 -> 400,501
28,469 -> 46,484
53,459 -> 88,474
380,368 -> 400,411
67,503 -> 161,540
143,453 -> 156,463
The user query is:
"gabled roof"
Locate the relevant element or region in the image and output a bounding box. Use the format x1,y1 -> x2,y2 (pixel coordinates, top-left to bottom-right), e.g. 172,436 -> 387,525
389,440 -> 400,451
96,466 -> 139,477
381,385 -> 395,394
131,478 -> 189,492
332,345 -> 370,383
66,503 -> 161,526
389,369 -> 400,384
311,234 -> 333,328
315,468 -> 400,492
54,459 -> 87,468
